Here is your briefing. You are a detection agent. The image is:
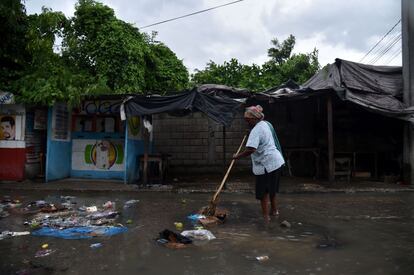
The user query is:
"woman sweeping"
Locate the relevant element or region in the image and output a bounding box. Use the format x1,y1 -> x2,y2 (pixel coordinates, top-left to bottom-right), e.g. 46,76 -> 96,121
233,105 -> 285,222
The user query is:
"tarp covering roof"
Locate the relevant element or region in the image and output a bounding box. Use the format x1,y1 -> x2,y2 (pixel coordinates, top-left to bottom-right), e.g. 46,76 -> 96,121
262,59 -> 414,122
123,85 -> 242,126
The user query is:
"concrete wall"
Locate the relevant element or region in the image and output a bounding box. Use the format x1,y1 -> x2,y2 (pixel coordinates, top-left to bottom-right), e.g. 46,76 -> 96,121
152,111 -> 250,174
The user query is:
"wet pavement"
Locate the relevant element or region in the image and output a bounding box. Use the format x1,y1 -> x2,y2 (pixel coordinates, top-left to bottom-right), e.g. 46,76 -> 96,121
1,190 -> 414,274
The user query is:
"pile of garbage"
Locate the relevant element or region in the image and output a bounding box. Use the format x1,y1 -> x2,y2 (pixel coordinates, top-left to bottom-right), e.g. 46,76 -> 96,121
0,197 -> 22,218
27,198 -> 128,239
0,196 -> 137,240
155,211 -> 218,249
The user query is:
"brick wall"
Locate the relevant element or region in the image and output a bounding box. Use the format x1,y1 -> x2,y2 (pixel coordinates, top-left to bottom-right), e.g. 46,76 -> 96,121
152,111 -> 251,174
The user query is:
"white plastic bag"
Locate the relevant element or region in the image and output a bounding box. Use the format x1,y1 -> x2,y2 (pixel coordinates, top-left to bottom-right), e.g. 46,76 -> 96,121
180,229 -> 216,241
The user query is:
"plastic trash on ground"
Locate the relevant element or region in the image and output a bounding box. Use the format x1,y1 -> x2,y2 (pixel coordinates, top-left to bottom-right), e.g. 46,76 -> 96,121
86,206 -> 98,213
123,200 -> 139,208
181,229 -> 216,241
256,255 -> 269,262
32,226 -> 128,239
187,214 -> 206,221
174,222 -> 183,231
35,249 -> 55,258
90,243 -> 103,248
103,201 -> 115,209
0,231 -> 30,240
156,229 -> 192,249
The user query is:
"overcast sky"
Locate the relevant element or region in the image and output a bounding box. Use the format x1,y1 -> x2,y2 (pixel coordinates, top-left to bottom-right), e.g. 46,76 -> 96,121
25,0 -> 402,72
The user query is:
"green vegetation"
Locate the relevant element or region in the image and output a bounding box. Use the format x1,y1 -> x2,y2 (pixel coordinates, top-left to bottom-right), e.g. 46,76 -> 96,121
192,34 -> 320,92
1,0 -> 189,105
0,0 -> 319,105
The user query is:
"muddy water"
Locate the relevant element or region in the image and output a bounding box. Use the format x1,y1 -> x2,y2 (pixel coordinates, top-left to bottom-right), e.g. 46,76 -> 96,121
0,191 -> 413,274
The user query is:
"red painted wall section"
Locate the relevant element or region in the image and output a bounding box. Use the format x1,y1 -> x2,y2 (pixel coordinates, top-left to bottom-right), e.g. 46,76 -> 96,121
0,148 -> 26,180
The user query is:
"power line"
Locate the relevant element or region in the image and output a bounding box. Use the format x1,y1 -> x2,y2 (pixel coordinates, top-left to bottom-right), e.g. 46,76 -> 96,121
359,19 -> 401,62
139,0 -> 245,29
366,29 -> 400,63
384,45 -> 402,65
385,48 -> 402,65
368,31 -> 401,64
369,33 -> 401,64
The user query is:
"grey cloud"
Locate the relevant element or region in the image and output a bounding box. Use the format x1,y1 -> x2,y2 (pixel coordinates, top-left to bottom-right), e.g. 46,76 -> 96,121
263,0 -> 400,51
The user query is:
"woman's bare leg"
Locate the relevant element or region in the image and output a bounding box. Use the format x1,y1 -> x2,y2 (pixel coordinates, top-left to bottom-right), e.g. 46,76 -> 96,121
270,194 -> 279,216
261,193 -> 270,221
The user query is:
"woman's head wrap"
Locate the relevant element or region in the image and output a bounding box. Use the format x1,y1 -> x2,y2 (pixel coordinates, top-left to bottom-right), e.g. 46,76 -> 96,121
244,105 -> 264,120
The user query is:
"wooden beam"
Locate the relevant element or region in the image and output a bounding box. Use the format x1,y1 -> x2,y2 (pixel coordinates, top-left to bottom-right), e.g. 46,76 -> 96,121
222,125 -> 226,189
327,95 -> 334,183
402,0 -> 414,184
143,127 -> 149,186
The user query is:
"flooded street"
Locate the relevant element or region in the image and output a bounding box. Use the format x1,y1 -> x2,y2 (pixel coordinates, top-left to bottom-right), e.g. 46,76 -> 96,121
1,191 -> 413,274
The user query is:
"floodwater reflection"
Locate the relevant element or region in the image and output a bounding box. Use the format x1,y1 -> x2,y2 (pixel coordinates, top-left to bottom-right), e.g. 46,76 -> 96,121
0,191 -> 413,274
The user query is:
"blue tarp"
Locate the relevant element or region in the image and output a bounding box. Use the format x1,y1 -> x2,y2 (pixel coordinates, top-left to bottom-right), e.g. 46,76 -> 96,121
32,226 -> 128,239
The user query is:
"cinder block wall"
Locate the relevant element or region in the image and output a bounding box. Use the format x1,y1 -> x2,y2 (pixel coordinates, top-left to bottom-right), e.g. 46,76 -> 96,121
152,111 -> 250,174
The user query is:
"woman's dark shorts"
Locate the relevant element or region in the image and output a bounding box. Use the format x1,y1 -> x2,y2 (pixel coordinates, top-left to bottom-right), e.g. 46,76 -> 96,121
255,168 -> 281,200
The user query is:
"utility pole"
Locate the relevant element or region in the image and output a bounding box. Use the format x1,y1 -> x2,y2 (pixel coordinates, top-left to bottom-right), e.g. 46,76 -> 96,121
402,0 -> 414,184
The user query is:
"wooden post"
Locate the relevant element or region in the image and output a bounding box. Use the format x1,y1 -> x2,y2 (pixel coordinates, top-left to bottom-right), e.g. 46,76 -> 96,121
222,125 -> 226,189
143,127 -> 149,186
402,0 -> 414,184
327,95 -> 335,183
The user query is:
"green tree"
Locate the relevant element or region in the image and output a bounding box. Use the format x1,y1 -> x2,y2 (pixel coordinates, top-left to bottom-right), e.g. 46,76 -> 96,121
191,59 -> 265,91
64,0 -> 189,94
3,0 -> 189,105
0,0 -> 29,91
192,35 -> 320,92
144,33 -> 189,93
267,34 -> 296,65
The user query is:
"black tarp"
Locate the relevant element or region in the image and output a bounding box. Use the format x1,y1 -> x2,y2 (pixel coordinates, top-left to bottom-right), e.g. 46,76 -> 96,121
261,59 -> 414,122
123,86 -> 242,126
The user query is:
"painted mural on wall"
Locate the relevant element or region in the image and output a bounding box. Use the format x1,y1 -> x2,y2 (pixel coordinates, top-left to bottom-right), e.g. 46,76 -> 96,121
72,139 -> 124,171
73,100 -> 121,115
0,115 -> 16,140
0,115 -> 23,141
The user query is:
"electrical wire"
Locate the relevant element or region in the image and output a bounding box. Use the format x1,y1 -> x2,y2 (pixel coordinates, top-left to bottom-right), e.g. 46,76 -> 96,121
366,29 -> 400,63
384,46 -> 402,65
359,19 -> 401,62
139,0 -> 245,29
369,33 -> 401,64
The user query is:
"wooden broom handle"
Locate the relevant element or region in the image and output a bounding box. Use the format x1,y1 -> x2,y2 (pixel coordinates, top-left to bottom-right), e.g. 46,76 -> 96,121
211,135 -> 247,203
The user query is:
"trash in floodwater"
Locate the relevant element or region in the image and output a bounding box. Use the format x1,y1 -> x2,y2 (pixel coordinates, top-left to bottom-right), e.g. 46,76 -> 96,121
41,243 -> 49,249
86,206 -> 98,213
199,216 -> 221,227
174,222 -> 183,231
187,214 -> 206,221
35,249 -> 55,258
123,200 -> 139,208
157,229 -> 192,249
0,231 -> 30,240
90,243 -> 103,249
87,211 -> 119,220
256,256 -> 269,262
126,219 -> 133,224
181,229 -> 216,241
103,201 -> 115,209
32,226 -> 128,239
280,220 -> 291,228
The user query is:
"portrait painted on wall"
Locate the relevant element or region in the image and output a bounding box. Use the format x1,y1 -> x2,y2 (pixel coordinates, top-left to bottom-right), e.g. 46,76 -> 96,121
0,115 -> 16,140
